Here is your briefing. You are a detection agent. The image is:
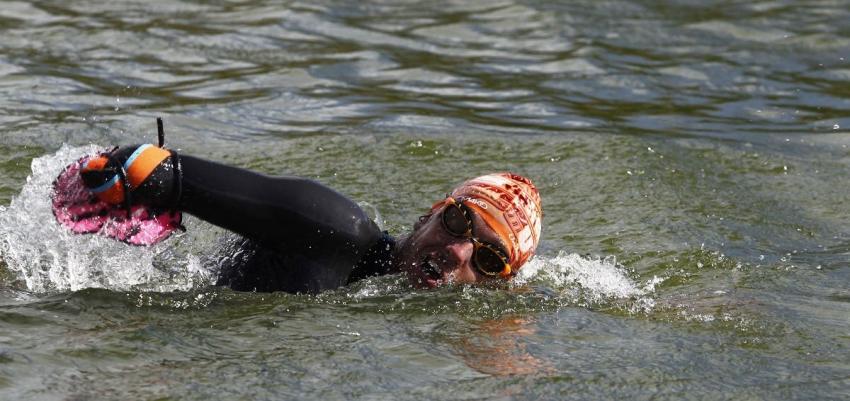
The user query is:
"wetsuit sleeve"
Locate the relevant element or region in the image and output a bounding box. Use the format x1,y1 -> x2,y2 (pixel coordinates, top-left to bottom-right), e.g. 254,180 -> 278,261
177,155 -> 384,292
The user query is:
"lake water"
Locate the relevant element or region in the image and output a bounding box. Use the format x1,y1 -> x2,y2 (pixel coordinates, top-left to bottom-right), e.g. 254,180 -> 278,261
1,1 -> 849,399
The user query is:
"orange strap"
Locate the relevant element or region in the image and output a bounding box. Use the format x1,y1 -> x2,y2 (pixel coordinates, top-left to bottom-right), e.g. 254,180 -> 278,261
126,146 -> 170,188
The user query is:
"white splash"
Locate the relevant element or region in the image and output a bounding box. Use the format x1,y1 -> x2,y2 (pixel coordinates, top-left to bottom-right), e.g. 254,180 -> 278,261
516,250 -> 662,307
0,145 -> 213,293
357,201 -> 385,231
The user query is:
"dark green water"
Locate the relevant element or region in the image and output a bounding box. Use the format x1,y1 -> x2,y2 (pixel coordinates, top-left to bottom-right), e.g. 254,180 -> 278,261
1,0 -> 849,399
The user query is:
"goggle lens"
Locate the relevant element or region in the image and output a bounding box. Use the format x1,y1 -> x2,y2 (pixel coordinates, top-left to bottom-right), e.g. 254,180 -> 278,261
441,199 -> 510,277
474,245 -> 508,276
442,203 -> 470,236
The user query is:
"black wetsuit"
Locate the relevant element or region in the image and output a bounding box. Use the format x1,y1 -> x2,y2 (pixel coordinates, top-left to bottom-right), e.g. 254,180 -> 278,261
176,155 -> 397,293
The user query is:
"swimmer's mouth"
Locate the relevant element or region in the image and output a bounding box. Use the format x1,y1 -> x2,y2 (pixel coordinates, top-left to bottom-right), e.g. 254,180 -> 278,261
420,256 -> 442,281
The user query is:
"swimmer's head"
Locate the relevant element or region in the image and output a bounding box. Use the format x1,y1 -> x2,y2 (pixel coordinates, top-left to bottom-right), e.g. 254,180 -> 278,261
396,172 -> 542,288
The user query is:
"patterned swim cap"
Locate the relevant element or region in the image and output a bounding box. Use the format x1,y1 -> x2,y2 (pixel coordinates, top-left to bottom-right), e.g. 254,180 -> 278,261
447,172 -> 543,272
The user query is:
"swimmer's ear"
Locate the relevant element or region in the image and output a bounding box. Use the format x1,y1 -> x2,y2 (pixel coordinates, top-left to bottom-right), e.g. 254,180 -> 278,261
414,213 -> 432,230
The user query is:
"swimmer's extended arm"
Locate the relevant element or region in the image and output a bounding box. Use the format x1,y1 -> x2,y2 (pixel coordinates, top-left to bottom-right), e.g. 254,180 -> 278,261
80,145 -> 386,291
177,154 -> 382,259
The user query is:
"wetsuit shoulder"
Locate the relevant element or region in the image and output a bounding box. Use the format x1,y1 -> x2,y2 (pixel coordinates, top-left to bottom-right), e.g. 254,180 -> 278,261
176,154 -> 387,293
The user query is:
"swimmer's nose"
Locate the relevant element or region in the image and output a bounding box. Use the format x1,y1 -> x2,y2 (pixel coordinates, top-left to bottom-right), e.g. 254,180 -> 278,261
441,239 -> 475,273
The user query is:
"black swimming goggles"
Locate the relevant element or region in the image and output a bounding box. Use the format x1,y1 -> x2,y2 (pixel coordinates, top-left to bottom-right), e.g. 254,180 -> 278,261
441,197 -> 512,278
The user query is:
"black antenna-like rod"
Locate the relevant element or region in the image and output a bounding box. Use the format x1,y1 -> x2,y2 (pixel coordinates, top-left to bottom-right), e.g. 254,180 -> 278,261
157,117 -> 165,147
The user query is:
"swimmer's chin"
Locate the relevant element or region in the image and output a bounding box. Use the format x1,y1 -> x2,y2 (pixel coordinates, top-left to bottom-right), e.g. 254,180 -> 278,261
405,268 -> 441,289
407,276 -> 441,289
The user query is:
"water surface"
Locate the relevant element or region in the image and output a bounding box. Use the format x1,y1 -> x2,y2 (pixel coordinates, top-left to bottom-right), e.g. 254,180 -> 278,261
1,0 -> 849,399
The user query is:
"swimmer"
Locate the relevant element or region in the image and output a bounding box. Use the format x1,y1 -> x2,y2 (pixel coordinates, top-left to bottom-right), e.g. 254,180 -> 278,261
54,133 -> 542,293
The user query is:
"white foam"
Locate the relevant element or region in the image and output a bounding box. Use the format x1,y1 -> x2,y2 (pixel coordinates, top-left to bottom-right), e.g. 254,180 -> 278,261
515,250 -> 661,307
0,145 -> 213,293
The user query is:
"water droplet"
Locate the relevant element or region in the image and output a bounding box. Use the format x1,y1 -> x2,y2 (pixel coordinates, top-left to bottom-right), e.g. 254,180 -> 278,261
833,124 -> 840,130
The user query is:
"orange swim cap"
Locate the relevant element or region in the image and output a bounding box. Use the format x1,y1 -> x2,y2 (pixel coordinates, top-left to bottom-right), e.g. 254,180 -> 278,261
448,173 -> 543,272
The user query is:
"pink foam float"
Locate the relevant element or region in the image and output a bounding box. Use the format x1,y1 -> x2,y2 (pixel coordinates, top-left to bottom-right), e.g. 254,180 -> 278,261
51,154 -> 183,246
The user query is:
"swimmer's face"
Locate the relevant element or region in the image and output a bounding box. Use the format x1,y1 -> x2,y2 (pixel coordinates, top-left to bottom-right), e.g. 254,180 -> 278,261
396,201 -> 509,288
